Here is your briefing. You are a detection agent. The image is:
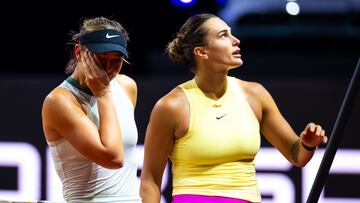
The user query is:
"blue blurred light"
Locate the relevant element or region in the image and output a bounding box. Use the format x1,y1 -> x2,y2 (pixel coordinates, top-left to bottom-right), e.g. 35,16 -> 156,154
170,0 -> 196,8
216,0 -> 228,6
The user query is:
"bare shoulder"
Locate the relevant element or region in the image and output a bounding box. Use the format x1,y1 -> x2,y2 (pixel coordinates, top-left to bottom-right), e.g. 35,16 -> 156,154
152,86 -> 187,116
143,82 -> 191,140
231,77 -> 275,120
148,86 -> 189,138
43,87 -> 78,110
42,87 -> 80,140
42,87 -> 82,122
116,74 -> 137,106
116,74 -> 137,90
233,77 -> 269,98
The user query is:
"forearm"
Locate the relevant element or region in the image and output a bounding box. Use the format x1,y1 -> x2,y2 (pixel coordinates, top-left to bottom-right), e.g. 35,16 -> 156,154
291,138 -> 315,167
96,93 -> 124,161
140,180 -> 162,203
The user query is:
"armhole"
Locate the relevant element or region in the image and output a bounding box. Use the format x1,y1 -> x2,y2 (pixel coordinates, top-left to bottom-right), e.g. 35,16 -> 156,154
228,76 -> 248,101
177,85 -> 194,142
229,76 -> 261,127
114,75 -> 135,109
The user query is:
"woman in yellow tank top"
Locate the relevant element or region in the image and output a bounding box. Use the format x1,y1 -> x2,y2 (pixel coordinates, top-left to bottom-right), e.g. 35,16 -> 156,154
140,13 -> 328,203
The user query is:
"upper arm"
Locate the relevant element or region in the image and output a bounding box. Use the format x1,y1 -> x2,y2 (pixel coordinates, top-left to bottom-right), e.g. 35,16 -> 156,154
141,90 -> 182,186
42,88 -> 120,168
254,83 -> 299,162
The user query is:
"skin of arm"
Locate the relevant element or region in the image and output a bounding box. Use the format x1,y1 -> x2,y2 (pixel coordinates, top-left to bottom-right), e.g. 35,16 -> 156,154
240,80 -> 327,167
140,88 -> 188,203
42,51 -> 132,169
42,87 -> 124,169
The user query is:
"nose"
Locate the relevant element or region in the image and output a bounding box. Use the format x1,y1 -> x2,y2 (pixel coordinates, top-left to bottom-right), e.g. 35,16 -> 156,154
232,35 -> 240,46
102,62 -> 114,75
105,61 -> 123,75
231,35 -> 240,46
104,61 -> 112,72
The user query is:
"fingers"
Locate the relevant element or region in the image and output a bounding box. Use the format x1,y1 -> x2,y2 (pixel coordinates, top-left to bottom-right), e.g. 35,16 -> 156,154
322,135 -> 328,144
82,50 -> 109,83
78,49 -> 112,97
93,54 -> 110,82
306,122 -> 322,136
319,129 -> 327,144
83,50 -> 99,76
302,122 -> 328,146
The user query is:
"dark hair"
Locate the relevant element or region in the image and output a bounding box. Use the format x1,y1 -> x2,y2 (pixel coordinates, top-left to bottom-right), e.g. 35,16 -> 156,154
65,16 -> 129,74
166,13 -> 216,73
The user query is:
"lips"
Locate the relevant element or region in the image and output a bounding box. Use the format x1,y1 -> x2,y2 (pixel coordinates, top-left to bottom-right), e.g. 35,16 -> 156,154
232,49 -> 241,58
232,49 -> 240,55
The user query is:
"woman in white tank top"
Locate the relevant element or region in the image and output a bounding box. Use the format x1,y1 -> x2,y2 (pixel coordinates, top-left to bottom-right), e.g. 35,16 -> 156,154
42,16 -> 141,203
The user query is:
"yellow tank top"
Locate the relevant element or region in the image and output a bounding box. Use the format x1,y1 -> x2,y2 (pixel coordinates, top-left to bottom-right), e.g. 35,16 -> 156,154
171,76 -> 261,202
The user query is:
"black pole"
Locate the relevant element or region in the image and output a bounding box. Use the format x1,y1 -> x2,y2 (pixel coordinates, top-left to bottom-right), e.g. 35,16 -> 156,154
306,58 -> 360,203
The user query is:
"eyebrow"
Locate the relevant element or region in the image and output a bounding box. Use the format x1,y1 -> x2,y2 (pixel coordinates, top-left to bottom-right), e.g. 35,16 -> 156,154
217,29 -> 230,36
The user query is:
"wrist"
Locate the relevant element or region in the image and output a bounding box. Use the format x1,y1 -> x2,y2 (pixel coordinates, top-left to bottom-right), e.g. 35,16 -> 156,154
301,142 -> 317,151
93,88 -> 112,98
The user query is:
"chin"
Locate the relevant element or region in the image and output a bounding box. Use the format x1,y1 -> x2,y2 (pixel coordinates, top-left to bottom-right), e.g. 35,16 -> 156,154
232,60 -> 243,68
228,66 -> 239,71
109,75 -> 117,81
230,58 -> 243,66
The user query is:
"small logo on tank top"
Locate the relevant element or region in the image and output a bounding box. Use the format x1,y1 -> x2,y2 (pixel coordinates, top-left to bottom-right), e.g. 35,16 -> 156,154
216,113 -> 227,120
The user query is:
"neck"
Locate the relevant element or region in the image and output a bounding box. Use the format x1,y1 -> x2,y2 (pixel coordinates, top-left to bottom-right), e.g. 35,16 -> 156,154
69,66 -> 93,95
72,66 -> 86,86
194,73 -> 228,99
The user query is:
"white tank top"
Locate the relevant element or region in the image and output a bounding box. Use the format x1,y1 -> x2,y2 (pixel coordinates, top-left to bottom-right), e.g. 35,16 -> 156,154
47,76 -> 141,202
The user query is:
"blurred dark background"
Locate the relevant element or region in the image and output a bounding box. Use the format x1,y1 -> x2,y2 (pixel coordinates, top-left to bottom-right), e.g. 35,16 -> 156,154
1,0 -> 360,202
1,0 -> 359,77
0,1 -> 221,76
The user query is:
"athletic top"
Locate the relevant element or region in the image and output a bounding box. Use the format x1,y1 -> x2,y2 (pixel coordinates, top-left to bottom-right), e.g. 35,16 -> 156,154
47,76 -> 141,202
171,76 -> 261,202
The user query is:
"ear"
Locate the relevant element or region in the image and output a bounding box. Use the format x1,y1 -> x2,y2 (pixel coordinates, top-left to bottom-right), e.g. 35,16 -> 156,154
194,46 -> 208,58
74,44 -> 82,59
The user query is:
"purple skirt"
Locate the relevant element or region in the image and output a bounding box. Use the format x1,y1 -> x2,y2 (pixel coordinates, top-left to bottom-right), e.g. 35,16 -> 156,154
172,194 -> 252,203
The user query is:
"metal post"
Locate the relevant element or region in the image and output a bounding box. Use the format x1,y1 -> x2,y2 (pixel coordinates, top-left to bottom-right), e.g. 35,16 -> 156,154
306,58 -> 360,203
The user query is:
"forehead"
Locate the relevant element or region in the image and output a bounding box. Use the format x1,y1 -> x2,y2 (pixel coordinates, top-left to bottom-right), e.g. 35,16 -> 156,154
97,51 -> 124,60
202,17 -> 230,35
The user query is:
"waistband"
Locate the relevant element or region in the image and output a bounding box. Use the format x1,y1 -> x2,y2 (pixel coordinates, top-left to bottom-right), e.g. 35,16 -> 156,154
172,194 -> 252,203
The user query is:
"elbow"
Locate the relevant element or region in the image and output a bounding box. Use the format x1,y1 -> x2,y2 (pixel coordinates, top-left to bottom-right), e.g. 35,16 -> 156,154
140,178 -> 161,202
108,157 -> 124,169
104,147 -> 125,169
100,154 -> 124,169
294,161 -> 307,168
107,155 -> 125,169
103,159 -> 124,169
293,158 -> 310,168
